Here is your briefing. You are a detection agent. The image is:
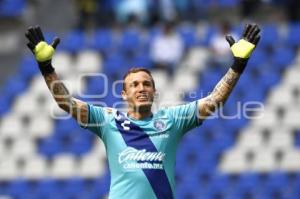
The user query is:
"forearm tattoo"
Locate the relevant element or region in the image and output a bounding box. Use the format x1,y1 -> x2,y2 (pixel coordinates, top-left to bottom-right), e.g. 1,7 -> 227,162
44,73 -> 78,117
203,68 -> 240,115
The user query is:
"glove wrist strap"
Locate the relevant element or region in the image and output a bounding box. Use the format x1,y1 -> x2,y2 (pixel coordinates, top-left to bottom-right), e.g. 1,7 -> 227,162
38,61 -> 55,76
231,58 -> 248,74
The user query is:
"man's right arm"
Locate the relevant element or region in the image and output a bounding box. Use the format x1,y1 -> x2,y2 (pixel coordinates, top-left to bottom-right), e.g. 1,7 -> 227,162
25,26 -> 88,126
44,72 -> 88,126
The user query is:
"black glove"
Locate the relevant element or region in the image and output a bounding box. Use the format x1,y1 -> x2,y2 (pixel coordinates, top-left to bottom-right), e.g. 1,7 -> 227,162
225,23 -> 261,73
25,25 -> 60,75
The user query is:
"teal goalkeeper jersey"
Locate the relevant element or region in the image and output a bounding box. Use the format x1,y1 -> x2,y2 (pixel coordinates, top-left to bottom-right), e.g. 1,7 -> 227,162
84,101 -> 201,199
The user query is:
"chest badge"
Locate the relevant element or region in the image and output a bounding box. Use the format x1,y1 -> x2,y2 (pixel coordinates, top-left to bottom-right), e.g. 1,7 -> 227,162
154,120 -> 166,132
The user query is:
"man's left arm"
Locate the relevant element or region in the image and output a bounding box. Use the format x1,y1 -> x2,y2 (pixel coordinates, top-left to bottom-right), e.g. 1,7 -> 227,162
198,23 -> 261,120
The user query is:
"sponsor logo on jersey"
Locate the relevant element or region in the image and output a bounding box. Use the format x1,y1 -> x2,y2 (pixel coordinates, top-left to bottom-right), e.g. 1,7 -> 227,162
118,147 -> 166,170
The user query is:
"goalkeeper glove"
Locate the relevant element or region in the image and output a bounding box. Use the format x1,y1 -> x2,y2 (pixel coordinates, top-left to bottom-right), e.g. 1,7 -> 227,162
25,26 -> 60,76
225,23 -> 261,74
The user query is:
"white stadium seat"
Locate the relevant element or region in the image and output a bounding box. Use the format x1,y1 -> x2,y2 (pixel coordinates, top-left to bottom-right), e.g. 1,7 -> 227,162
27,115 -> 53,138
183,47 -> 209,73
279,148 -> 300,171
78,155 -> 105,178
12,93 -> 40,114
52,52 -> 74,77
237,131 -> 263,149
10,137 -> 36,158
0,113 -> 23,139
76,50 -> 102,73
250,147 -> 277,172
220,148 -> 250,173
173,69 -> 198,92
150,70 -> 169,92
22,155 -> 48,179
50,154 -> 77,178
0,156 -> 20,180
268,130 -> 293,149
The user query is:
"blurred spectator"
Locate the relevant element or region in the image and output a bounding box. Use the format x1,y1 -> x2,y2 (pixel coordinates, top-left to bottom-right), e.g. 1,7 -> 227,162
115,0 -> 149,24
76,0 -> 98,30
284,0 -> 300,22
208,21 -> 236,68
150,21 -> 184,76
241,0 -> 261,18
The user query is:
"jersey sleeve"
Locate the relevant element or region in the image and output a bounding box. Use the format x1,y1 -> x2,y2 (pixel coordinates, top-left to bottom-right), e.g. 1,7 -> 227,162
166,100 -> 202,135
80,104 -> 107,139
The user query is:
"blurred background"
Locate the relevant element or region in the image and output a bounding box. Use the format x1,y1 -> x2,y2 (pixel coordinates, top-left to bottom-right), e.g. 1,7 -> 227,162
1,0 -> 300,199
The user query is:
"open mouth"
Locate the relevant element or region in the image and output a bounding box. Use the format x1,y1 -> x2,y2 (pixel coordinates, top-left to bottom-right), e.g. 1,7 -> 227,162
136,94 -> 149,101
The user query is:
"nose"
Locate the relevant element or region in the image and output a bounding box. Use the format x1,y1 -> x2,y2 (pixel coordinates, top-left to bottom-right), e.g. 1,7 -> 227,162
137,83 -> 145,91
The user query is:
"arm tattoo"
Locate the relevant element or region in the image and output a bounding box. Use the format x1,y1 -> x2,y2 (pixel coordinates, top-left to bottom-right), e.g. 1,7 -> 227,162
44,72 -> 84,121
202,68 -> 240,115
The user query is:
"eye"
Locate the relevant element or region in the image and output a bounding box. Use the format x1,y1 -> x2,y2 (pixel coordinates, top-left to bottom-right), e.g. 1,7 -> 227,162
144,81 -> 151,87
131,82 -> 138,87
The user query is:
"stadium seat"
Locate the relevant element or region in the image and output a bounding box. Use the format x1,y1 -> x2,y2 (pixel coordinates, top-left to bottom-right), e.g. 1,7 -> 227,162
0,0 -> 26,17
50,154 -> 77,178
177,24 -> 197,49
18,55 -> 39,80
0,95 -> 11,117
260,24 -> 280,47
130,50 -> 152,69
120,27 -> 142,53
3,75 -> 27,99
286,23 -> 300,47
89,28 -> 114,53
22,155 -> 48,179
7,179 -> 30,198
38,137 -> 62,157
51,52 -> 73,77
60,30 -> 86,53
78,155 -> 105,178
272,47 -> 295,69
76,50 -> 102,74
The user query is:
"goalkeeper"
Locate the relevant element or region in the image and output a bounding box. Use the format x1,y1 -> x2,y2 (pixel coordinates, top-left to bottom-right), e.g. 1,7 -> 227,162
25,24 -> 260,199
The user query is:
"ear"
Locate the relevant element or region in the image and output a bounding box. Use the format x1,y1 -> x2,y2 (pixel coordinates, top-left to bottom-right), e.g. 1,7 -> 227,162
154,90 -> 159,101
121,90 -> 127,101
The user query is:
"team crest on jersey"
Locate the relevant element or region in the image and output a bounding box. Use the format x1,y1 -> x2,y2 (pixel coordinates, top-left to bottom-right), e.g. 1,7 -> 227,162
154,120 -> 166,132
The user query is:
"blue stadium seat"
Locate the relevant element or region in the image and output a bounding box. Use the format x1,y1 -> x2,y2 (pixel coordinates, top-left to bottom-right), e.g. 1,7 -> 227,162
218,0 -> 240,7
0,0 -> 26,17
178,25 -> 197,49
60,30 -> 86,53
120,28 -> 142,53
0,94 -> 11,117
130,51 -> 152,69
35,178 -> 59,197
3,74 -> 27,99
7,179 -> 30,198
247,47 -> 268,69
38,136 -> 62,157
67,133 -> 92,155
90,28 -> 114,53
54,119 -> 78,136
19,55 -> 39,80
62,178 -> 85,198
271,47 -> 295,69
260,24 -> 280,47
265,172 -> 289,190
286,23 -> 300,47
103,52 -> 129,79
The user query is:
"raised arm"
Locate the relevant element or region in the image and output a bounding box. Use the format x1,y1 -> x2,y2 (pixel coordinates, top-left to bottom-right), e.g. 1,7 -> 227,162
198,24 -> 261,119
25,26 -> 88,126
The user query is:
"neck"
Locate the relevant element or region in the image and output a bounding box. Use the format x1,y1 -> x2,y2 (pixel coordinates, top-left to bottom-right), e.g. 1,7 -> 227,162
127,107 -> 152,120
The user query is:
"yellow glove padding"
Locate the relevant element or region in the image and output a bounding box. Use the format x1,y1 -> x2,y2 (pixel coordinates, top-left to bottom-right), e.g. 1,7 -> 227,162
33,41 -> 55,62
231,39 -> 255,59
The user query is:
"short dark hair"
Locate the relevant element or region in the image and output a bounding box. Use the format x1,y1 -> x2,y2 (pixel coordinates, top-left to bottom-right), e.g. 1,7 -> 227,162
122,67 -> 155,91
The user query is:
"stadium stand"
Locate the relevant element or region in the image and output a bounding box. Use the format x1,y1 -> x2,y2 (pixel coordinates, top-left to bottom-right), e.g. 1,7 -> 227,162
0,1 -> 300,198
